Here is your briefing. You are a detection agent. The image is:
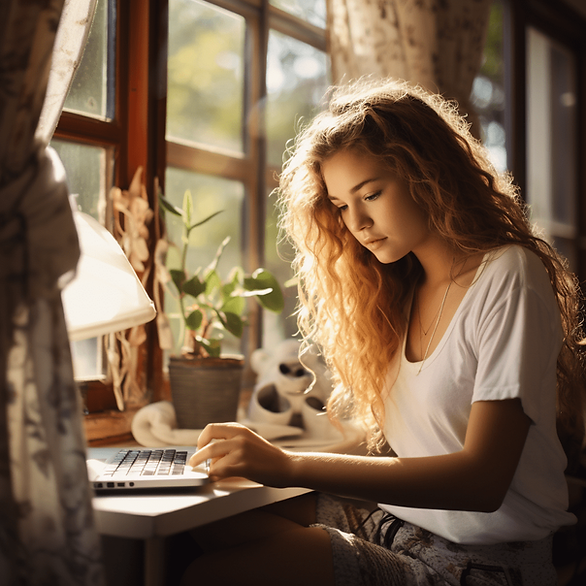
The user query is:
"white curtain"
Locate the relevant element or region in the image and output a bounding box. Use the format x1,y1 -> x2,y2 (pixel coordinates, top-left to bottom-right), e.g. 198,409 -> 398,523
0,1 -> 104,584
325,0 -> 493,138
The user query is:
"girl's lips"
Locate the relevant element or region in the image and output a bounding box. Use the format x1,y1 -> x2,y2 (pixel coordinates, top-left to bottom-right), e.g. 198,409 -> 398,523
364,237 -> 387,249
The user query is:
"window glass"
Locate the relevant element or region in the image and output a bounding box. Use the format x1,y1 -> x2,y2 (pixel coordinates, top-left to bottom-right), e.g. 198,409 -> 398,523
167,0 -> 245,153
549,44 -> 577,227
263,188 -> 298,346
526,27 -> 577,268
270,0 -> 327,28
70,338 -> 103,381
266,31 -> 329,167
471,0 -> 506,172
51,140 -> 108,221
163,167 -> 245,356
64,0 -> 114,120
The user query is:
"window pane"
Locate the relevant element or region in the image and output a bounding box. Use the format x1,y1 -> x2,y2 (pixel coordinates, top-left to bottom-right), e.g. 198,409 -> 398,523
266,31 -> 329,167
70,338 -> 103,381
167,0 -> 245,153
549,44 -> 577,226
471,0 -> 506,172
51,140 -> 111,381
264,189 -> 298,347
64,0 -> 114,120
163,168 -> 245,357
50,140 -> 108,221
526,27 -> 578,269
270,0 -> 326,28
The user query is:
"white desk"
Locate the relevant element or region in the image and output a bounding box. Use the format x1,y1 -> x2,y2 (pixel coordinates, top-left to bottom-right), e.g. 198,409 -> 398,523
89,448 -> 310,586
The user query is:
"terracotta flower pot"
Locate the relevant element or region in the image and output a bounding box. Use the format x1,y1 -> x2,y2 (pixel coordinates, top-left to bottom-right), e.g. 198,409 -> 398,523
168,355 -> 244,429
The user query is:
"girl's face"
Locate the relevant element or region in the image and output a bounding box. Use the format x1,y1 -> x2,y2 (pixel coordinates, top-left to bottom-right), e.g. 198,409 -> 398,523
321,148 -> 432,265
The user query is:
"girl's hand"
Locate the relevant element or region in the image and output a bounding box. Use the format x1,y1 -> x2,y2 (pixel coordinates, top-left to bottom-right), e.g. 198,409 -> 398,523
188,422 -> 294,487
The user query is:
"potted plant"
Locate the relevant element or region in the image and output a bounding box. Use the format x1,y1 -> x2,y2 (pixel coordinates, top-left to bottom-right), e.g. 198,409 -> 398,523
158,189 -> 284,429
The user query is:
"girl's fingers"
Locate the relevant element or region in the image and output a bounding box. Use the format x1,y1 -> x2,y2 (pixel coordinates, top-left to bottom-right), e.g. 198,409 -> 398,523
196,422 -> 250,449
189,423 -> 291,485
189,437 -> 229,468
189,423 -> 256,468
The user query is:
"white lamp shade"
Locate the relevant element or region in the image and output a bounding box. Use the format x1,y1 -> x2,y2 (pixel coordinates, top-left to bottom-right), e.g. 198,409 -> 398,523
62,211 -> 156,341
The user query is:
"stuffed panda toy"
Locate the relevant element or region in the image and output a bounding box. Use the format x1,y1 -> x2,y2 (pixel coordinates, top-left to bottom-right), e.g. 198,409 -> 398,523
247,339 -> 338,439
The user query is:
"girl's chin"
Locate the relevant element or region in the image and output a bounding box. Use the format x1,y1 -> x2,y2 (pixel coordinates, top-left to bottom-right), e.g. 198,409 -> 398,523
369,247 -> 406,265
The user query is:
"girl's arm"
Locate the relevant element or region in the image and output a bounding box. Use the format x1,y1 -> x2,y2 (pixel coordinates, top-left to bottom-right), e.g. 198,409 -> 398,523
190,398 -> 531,513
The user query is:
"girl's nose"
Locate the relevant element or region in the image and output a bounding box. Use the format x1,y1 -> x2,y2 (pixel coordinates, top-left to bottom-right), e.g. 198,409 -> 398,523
347,207 -> 372,232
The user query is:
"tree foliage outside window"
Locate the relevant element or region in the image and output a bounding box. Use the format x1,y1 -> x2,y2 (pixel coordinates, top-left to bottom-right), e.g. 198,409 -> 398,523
167,0 -> 245,152
266,31 -> 330,167
270,0 -> 326,28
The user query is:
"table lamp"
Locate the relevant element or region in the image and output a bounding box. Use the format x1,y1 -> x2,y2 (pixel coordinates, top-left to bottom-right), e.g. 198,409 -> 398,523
62,210 -> 156,340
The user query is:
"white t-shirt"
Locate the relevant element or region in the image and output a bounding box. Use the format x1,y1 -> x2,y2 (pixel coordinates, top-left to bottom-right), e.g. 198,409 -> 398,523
379,246 -> 575,544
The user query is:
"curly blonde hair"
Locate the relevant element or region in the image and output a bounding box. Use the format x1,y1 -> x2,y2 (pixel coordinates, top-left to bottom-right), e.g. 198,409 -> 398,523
277,77 -> 585,464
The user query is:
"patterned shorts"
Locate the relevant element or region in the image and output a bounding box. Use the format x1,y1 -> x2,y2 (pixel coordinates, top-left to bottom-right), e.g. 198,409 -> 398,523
312,494 -> 557,586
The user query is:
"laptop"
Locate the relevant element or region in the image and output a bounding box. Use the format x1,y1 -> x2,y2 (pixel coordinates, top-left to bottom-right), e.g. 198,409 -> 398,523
86,446 -> 209,492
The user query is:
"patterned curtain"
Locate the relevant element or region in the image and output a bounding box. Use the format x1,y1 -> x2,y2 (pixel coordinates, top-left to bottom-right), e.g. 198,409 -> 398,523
0,1 -> 104,584
325,0 -> 492,138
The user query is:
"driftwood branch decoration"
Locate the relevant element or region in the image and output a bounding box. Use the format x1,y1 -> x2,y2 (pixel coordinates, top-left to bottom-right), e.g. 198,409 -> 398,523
106,166 -> 154,410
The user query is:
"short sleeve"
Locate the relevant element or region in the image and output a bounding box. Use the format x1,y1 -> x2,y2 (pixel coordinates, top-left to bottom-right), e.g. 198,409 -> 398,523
472,282 -> 562,425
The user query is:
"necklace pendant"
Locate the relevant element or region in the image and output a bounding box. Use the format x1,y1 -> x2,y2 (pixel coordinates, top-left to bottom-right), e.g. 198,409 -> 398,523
415,280 -> 452,375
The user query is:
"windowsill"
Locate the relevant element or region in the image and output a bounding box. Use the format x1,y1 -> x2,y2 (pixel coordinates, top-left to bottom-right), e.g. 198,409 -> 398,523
84,409 -> 139,446
80,378 -> 171,446
83,380 -> 254,447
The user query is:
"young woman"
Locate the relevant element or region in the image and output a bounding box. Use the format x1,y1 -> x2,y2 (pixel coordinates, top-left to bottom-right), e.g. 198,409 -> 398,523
183,78 -> 585,586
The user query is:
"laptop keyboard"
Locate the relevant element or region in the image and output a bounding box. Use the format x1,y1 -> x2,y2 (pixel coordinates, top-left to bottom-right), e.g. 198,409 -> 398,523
103,448 -> 188,478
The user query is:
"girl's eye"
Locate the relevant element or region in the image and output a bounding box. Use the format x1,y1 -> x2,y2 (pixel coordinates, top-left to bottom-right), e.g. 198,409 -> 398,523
365,191 -> 381,202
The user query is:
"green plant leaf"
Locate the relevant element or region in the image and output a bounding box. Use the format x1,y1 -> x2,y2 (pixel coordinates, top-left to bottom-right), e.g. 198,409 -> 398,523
159,195 -> 183,217
221,280 -> 238,300
196,336 -> 222,358
222,295 -> 245,316
170,269 -> 185,293
182,190 -> 193,227
185,309 -> 203,331
244,269 -> 284,312
221,311 -> 244,338
188,210 -> 224,232
209,236 -> 231,271
205,269 -> 222,296
182,275 -> 206,298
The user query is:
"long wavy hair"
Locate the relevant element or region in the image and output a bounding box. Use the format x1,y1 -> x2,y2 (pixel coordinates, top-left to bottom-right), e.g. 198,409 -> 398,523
277,77 -> 585,464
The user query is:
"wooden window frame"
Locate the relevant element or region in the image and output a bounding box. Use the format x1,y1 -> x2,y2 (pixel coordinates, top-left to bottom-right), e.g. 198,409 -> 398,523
55,0 -> 165,441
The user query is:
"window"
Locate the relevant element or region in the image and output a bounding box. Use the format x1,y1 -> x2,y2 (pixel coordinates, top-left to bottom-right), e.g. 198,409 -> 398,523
471,0 -> 506,173
52,0 -> 116,384
526,27 -> 578,269
475,0 -> 585,277
163,0 -> 330,359
54,0 -> 154,423
54,0 -> 329,431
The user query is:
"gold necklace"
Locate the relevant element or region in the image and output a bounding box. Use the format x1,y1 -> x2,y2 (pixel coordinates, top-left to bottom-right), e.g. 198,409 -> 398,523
417,291 -> 442,336
417,280 -> 452,375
